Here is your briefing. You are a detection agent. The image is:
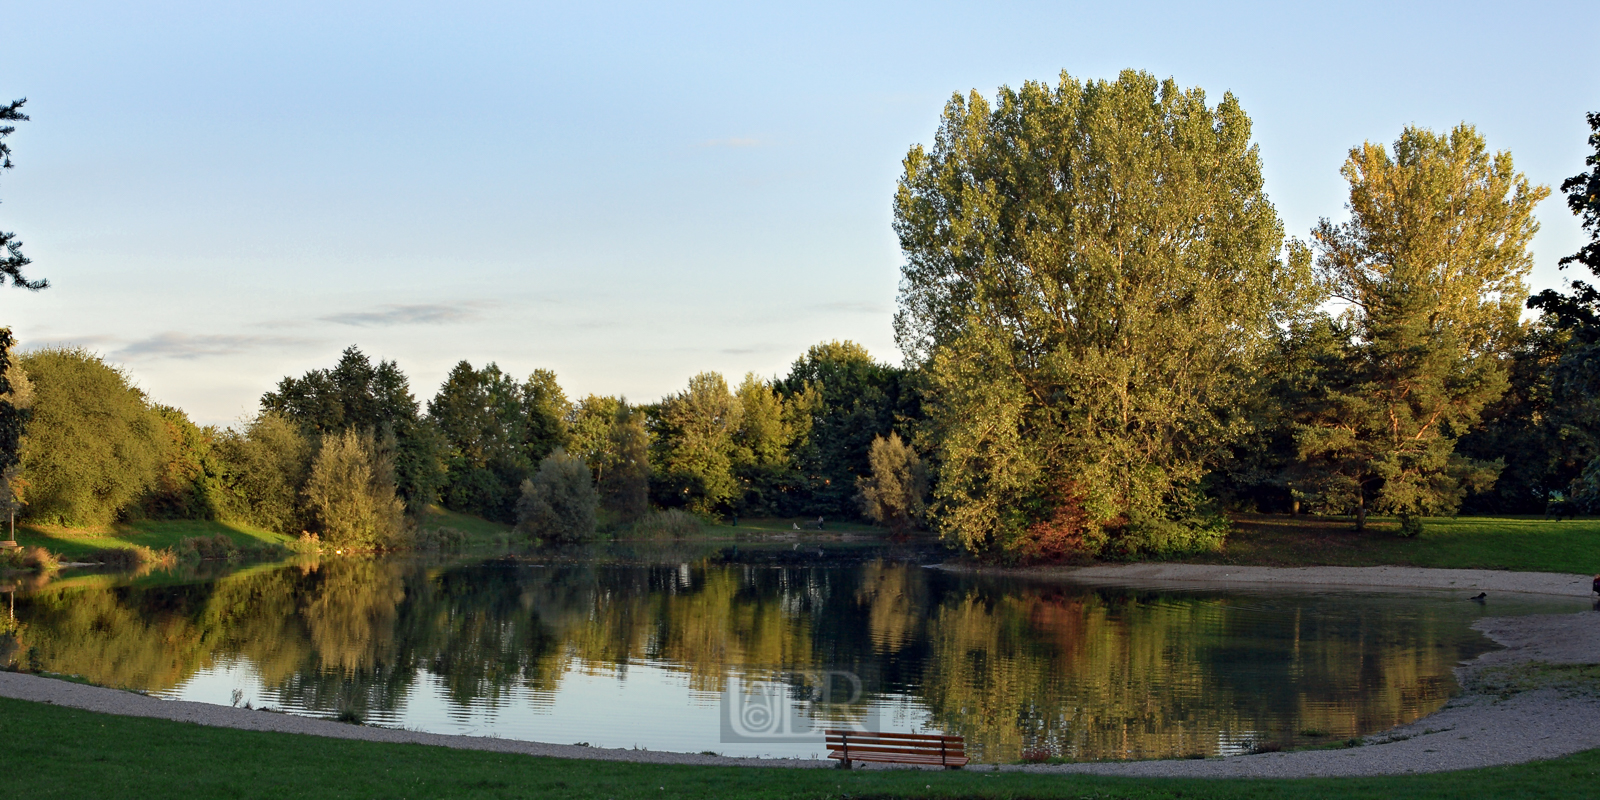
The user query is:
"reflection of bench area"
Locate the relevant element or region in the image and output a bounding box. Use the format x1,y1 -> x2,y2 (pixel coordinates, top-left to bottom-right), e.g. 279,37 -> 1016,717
826,729 -> 968,769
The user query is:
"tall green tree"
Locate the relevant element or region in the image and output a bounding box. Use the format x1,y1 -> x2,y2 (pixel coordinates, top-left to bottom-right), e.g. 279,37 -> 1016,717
0,99 -> 46,290
1297,124 -> 1548,532
1520,112 -> 1600,510
263,346 -> 444,511
516,450 -> 598,543
521,369 -> 571,464
304,429 -> 405,549
649,372 -> 742,516
17,349 -> 169,526
0,328 -> 30,476
894,70 -> 1310,558
142,405 -> 231,520
775,342 -> 913,517
730,372 -> 814,516
427,361 -> 528,521
567,395 -> 649,522
426,362 -> 569,521
214,412 -> 313,534
856,432 -> 928,535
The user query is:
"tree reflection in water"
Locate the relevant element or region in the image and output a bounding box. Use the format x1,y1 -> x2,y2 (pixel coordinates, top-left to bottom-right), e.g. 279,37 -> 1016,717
3,554 -> 1498,762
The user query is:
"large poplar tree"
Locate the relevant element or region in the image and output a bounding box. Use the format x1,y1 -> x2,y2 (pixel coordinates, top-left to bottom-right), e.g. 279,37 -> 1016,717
894,70 -> 1311,558
1298,124 -> 1547,531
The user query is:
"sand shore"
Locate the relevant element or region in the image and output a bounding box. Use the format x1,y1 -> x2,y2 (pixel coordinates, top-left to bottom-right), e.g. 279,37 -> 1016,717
940,562 -> 1599,597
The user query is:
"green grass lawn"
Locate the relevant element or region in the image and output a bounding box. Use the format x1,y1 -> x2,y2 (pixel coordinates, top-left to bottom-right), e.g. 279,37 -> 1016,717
2,694 -> 1598,799
1190,514 -> 1600,574
11,518 -> 293,561
415,504 -> 515,546
726,517 -> 887,536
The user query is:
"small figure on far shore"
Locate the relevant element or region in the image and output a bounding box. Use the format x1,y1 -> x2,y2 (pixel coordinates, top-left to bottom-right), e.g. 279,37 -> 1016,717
814,516 -> 825,531
1592,574 -> 1600,596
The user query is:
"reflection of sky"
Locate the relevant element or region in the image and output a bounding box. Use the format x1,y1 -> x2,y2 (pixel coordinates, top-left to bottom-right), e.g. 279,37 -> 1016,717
157,657 -> 938,760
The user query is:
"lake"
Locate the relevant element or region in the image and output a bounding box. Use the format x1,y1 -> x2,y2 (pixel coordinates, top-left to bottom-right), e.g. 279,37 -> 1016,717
2,545 -> 1580,763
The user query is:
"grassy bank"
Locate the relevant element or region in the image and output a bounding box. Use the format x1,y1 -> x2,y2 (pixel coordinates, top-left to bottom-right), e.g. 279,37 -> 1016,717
12,519 -> 293,561
414,505 -> 514,547
1190,514 -> 1600,574
1,695 -> 1596,800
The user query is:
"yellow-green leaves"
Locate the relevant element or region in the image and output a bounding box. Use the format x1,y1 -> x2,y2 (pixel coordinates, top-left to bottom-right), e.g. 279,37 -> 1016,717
1296,124 -> 1546,529
896,70 -> 1305,557
1314,124 -> 1547,356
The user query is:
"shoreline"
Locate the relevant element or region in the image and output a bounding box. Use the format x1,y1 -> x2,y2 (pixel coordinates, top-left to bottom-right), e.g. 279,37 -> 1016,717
939,562 -> 1600,598
3,563 -> 1600,777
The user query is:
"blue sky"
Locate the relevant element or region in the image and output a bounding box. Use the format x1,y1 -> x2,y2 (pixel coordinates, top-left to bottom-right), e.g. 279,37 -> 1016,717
1,1 -> 1593,425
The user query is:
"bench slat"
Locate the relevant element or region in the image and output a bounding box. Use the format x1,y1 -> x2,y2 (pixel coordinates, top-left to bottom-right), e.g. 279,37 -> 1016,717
829,752 -> 970,767
826,743 -> 963,756
824,730 -> 962,742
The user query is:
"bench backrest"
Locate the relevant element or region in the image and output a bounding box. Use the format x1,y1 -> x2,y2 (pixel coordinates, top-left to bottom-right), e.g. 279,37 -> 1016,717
824,730 -> 965,764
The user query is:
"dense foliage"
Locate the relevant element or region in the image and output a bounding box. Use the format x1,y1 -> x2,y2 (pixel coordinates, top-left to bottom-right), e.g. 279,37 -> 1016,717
515,450 -> 598,542
303,429 -> 405,549
17,349 -> 168,527
5,78 -> 1597,564
894,70 -> 1311,557
1296,124 -> 1546,532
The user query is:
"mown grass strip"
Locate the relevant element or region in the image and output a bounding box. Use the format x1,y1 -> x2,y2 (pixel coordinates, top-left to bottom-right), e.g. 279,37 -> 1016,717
3,695 -> 1599,799
1189,514 -> 1600,575
14,519 -> 292,560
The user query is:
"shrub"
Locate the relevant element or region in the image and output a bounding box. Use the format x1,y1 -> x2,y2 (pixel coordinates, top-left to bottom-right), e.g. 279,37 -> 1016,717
18,545 -> 57,572
1397,513 -> 1425,537
629,508 -> 703,539
17,348 -> 168,527
400,526 -> 467,551
288,531 -> 322,554
1010,482 -> 1106,563
83,546 -> 169,570
516,450 -> 597,543
175,534 -> 240,562
856,432 -> 928,535
142,406 -> 231,521
214,412 -> 313,534
304,429 -> 405,550
1102,512 -> 1229,559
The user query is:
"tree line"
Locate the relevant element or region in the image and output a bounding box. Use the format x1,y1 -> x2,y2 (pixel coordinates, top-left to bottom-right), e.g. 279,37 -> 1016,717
891,71 -> 1599,559
0,339 -> 922,549
0,77 -> 1598,561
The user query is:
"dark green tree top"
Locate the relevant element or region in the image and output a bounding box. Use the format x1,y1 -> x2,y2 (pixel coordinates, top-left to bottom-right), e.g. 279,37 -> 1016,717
0,99 -> 47,291
1529,112 -> 1600,331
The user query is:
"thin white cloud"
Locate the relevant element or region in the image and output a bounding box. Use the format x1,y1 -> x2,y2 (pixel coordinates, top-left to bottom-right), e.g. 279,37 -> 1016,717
114,333 -> 313,360
320,303 -> 482,327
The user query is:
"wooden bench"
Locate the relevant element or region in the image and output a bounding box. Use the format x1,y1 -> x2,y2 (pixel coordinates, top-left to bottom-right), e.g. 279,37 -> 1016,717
825,729 -> 968,769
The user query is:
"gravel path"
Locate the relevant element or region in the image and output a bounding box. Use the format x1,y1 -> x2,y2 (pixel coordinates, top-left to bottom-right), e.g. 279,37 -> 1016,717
4,565 -> 1600,777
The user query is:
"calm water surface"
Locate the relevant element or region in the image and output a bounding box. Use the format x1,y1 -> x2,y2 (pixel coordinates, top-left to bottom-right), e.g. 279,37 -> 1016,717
2,547 -> 1583,763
